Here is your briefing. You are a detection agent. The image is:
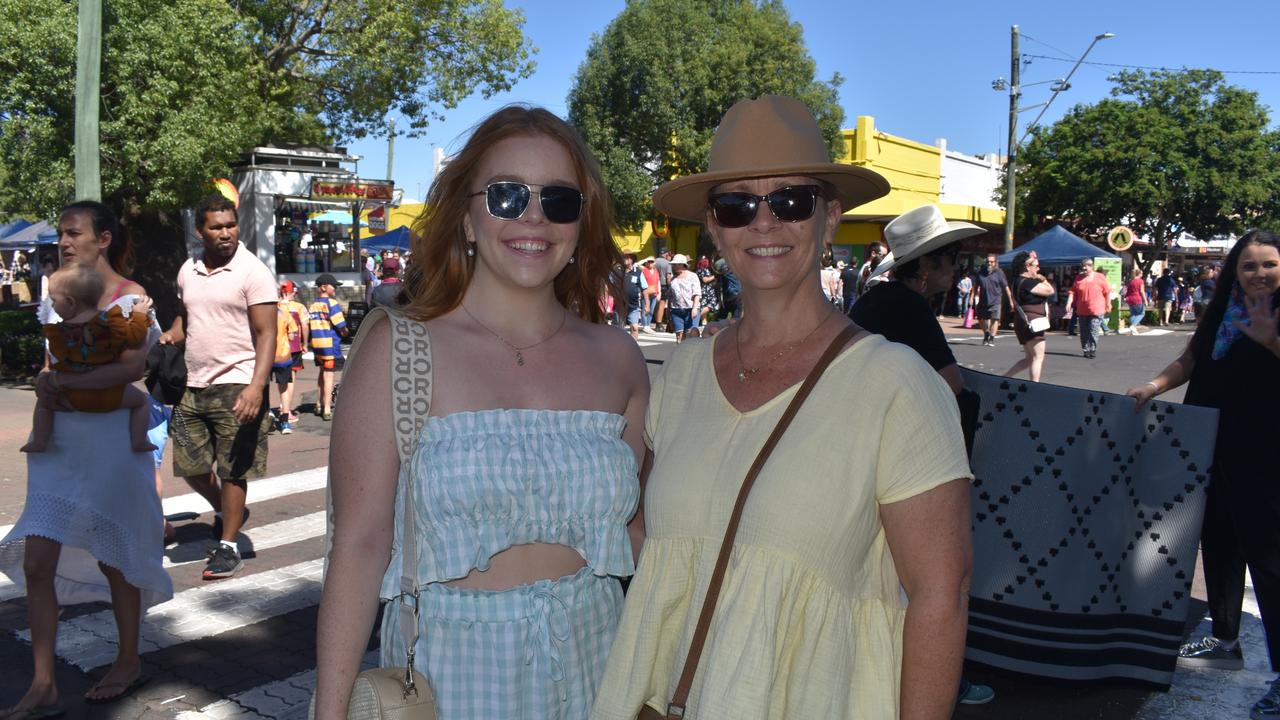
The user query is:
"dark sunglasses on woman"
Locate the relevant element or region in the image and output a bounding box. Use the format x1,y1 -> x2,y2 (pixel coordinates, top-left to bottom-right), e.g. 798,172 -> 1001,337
469,182 -> 585,224
707,185 -> 821,228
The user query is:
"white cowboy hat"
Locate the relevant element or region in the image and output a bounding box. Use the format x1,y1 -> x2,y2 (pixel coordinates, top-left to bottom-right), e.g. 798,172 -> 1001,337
654,96 -> 889,222
871,204 -> 985,278
670,253 -> 691,266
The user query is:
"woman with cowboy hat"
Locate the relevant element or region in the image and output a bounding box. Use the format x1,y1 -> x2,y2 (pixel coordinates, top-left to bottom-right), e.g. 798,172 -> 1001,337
591,96 -> 974,720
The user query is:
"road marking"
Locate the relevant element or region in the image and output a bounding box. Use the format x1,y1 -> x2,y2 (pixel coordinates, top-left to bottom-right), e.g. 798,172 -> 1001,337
174,650 -> 378,719
0,466 -> 328,542
0,510 -> 327,602
15,558 -> 325,670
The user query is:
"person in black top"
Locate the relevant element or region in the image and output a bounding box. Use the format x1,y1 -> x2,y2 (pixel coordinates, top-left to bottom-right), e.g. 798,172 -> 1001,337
621,252 -> 648,338
1127,230 -> 1280,719
848,204 -> 996,707
839,260 -> 858,313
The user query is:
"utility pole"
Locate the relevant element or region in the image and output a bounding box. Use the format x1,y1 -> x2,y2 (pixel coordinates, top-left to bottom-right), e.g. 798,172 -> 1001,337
1003,25 -> 1020,253
74,0 -> 103,201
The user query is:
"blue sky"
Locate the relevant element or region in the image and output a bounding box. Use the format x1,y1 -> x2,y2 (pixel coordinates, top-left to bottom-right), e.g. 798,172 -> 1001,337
348,0 -> 1280,203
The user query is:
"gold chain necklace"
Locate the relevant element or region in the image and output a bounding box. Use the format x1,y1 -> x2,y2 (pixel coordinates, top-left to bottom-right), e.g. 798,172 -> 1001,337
460,304 -> 568,366
733,309 -> 835,383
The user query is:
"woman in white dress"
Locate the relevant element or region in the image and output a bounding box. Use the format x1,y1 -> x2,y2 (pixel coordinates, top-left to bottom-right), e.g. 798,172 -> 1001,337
0,201 -> 173,719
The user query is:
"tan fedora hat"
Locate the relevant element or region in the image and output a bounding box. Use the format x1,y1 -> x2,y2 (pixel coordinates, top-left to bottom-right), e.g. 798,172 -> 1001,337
871,204 -> 985,278
654,95 -> 890,223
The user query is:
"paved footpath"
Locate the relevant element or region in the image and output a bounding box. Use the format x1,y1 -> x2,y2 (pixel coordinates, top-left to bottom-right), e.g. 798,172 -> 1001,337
0,324 -> 1269,719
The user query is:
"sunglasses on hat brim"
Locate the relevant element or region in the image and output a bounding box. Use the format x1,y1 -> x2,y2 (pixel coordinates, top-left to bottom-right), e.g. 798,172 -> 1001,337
706,185 -> 821,229
469,182 -> 584,224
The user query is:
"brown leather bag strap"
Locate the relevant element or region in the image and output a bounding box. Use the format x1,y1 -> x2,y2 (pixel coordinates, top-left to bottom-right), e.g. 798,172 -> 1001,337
663,323 -> 858,719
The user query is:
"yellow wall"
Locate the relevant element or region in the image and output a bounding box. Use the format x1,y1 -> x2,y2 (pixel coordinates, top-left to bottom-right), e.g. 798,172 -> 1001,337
841,116 -> 943,218
614,222 -> 699,258
361,202 -> 423,233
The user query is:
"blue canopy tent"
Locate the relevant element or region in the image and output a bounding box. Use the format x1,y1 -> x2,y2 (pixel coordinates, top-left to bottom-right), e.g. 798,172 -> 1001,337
997,225 -> 1119,267
360,226 -> 411,253
0,220 -> 57,249
0,219 -> 34,240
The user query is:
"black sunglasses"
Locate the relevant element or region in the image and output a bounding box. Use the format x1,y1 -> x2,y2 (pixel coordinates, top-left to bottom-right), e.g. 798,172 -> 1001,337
468,182 -> 584,224
707,185 -> 821,228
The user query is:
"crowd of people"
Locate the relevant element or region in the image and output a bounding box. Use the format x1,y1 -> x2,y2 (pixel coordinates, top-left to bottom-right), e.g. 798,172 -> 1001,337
1,94 -> 1276,720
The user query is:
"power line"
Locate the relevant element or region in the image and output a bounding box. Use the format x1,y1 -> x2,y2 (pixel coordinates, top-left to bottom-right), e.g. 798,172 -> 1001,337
1023,53 -> 1280,76
1019,33 -> 1076,61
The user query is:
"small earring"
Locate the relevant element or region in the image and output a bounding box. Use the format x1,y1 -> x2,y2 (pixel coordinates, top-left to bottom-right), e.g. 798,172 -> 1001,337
568,255 -> 576,264
466,244 -> 475,258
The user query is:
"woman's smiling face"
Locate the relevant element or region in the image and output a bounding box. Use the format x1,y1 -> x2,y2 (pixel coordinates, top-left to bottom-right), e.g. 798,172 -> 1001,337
463,134 -> 581,292
705,175 -> 839,295
1236,241 -> 1280,301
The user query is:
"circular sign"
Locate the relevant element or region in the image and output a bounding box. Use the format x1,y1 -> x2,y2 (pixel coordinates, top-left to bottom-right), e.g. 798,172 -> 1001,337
1107,225 -> 1134,252
652,212 -> 670,238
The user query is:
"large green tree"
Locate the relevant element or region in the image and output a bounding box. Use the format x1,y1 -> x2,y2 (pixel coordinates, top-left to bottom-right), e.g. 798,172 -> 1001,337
567,0 -> 843,230
1012,69 -> 1279,258
0,0 -> 534,301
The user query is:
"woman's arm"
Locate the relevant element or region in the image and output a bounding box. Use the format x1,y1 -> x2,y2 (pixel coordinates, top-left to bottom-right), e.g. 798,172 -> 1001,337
882,478 -> 972,720
1031,280 -> 1056,298
615,330 -> 651,563
314,320 -> 399,720
1125,345 -> 1196,409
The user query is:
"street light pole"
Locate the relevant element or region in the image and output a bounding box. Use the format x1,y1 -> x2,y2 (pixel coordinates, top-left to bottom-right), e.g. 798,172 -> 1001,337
1003,25 -> 1020,252
1000,29 -> 1114,253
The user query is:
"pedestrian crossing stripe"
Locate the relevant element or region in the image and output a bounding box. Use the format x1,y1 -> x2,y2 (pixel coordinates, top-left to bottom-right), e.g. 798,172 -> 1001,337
0,469 -> 329,602
17,558 -> 324,670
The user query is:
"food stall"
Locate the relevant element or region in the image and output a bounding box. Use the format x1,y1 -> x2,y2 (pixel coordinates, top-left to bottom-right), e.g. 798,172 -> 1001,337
230,145 -> 395,299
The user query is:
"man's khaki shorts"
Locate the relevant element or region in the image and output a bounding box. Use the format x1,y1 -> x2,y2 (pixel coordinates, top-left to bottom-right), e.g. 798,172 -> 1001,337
170,383 -> 270,480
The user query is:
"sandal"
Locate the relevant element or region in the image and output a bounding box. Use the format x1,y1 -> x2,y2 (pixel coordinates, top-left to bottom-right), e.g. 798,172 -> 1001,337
84,674 -> 149,705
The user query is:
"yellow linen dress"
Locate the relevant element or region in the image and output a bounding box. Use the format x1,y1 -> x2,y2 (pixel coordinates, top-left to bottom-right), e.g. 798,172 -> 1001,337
591,334 -> 972,719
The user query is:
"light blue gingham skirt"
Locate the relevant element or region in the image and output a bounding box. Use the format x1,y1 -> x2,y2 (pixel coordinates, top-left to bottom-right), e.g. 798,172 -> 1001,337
380,567 -> 623,719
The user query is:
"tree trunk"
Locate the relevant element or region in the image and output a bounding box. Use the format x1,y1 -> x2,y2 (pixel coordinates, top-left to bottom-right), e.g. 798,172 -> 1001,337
122,209 -> 189,329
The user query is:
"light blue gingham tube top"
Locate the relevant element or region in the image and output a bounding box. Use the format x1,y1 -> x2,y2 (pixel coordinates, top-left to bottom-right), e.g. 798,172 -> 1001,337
380,408 -> 639,597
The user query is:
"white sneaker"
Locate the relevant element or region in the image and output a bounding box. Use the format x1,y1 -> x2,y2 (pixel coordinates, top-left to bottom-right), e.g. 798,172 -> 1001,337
640,326 -> 656,334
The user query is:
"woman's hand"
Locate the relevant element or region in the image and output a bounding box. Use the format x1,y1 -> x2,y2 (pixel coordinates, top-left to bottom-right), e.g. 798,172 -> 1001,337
1125,381 -> 1159,411
1233,294 -> 1280,352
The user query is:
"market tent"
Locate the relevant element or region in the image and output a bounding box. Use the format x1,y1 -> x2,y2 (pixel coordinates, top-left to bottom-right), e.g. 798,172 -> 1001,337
997,225 -> 1119,267
0,219 -> 34,239
0,220 -> 57,249
361,226 -> 410,253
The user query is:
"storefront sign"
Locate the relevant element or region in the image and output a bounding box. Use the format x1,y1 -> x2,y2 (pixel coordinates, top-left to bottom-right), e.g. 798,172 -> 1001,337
310,179 -> 394,202
367,205 -> 386,231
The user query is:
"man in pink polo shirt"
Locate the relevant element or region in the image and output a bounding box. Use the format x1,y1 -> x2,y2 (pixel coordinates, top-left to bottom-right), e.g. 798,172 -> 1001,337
159,194 -> 277,580
1068,258 -> 1112,359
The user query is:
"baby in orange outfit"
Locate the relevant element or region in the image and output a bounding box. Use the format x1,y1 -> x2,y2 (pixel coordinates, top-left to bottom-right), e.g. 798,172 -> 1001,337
22,265 -> 155,453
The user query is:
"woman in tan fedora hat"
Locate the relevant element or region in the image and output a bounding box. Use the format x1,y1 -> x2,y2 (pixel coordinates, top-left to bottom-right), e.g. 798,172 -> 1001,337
592,96 -> 974,720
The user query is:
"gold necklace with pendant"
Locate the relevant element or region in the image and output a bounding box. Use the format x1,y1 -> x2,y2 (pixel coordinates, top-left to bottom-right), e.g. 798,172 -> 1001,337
733,309 -> 836,382
461,304 -> 568,366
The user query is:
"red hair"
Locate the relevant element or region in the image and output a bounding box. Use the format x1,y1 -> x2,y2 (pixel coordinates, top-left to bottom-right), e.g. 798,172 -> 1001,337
402,105 -> 622,322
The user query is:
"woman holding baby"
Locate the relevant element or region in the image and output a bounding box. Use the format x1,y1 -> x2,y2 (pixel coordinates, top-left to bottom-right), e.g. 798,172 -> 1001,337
0,201 -> 173,719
